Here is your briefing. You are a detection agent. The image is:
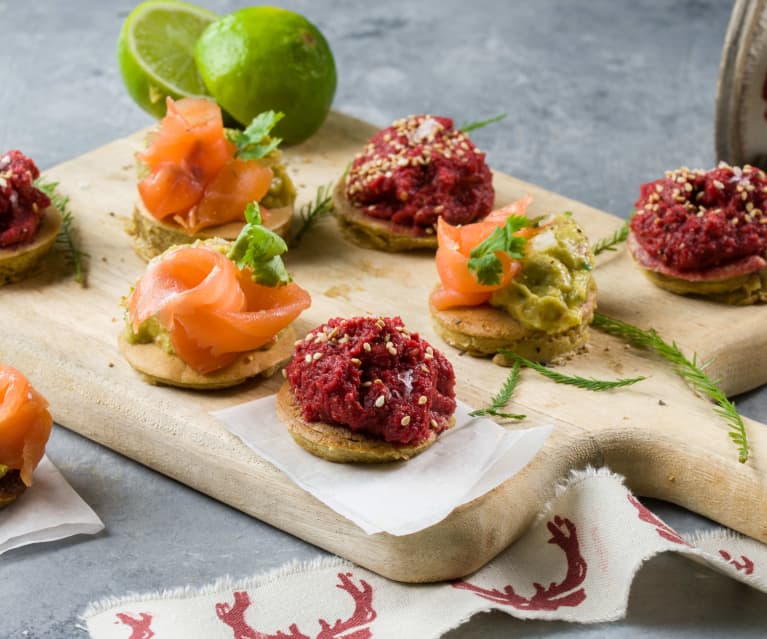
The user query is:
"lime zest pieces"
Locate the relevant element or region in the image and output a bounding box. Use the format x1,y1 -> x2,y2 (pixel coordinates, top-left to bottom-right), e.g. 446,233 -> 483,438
227,202 -> 290,287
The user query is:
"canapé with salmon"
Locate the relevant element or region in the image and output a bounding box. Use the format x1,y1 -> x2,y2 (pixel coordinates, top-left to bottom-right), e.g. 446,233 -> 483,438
0,365 -> 53,507
429,197 -> 597,364
128,97 -> 296,260
120,203 -> 311,389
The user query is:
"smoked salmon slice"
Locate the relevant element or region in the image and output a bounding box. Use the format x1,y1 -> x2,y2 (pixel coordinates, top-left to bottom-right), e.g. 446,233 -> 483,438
0,365 -> 52,486
128,244 -> 311,374
431,196 -> 532,311
136,97 -> 274,233
178,158 -> 273,234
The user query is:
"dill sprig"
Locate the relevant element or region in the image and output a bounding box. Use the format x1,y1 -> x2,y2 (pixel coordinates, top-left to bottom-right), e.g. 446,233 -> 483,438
592,221 -> 629,256
292,181 -> 335,245
592,312 -> 750,463
35,178 -> 87,286
460,113 -> 507,133
469,361 -> 526,420
501,351 -> 647,391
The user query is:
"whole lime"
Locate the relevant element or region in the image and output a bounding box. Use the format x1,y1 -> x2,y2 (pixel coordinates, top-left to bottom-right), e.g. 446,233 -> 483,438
194,6 -> 337,145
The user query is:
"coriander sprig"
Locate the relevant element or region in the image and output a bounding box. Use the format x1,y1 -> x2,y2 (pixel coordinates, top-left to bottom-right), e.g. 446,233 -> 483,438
592,312 -> 750,463
469,361 -> 526,420
501,351 -> 647,391
227,202 -> 290,287
467,215 -> 530,286
591,221 -> 629,256
34,178 -> 87,286
460,113 -> 507,133
292,181 -> 335,246
230,111 -> 284,160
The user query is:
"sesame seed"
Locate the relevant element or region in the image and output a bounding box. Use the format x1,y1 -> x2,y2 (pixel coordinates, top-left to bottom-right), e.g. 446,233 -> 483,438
655,184 -> 664,193
388,346 -> 397,356
713,180 -> 725,189
313,352 -> 323,361
430,419 -> 438,429
281,369 -> 287,378
375,395 -> 385,408
401,416 -> 411,426
418,395 -> 428,405
362,381 -> 372,387
363,342 -> 371,352
304,354 -> 312,363
350,357 -> 361,366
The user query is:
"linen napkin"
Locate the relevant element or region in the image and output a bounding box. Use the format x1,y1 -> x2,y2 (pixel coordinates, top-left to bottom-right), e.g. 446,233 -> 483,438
211,397 -> 553,535
82,467 -> 767,638
0,456 -> 104,555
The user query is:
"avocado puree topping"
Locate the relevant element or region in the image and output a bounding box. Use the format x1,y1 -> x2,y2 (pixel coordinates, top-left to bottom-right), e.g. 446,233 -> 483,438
125,315 -> 174,354
490,213 -> 594,333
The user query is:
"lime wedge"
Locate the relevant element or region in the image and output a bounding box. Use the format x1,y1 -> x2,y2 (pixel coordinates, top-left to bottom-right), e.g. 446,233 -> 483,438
117,0 -> 217,119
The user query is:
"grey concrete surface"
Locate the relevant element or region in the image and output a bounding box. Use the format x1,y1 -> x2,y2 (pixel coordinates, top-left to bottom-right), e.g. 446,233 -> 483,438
2,0 -> 767,636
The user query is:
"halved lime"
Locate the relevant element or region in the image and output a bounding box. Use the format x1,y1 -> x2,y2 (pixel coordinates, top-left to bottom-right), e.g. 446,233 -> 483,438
117,0 -> 218,119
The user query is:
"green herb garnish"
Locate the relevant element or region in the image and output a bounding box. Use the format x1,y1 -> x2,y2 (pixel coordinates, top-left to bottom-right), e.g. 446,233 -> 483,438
460,113 -> 507,133
467,215 -> 530,286
34,178 -> 87,286
231,111 -> 284,160
292,181 -> 335,246
592,221 -> 629,256
592,313 -> 750,463
227,202 -> 290,287
469,361 -> 526,420
501,351 -> 647,391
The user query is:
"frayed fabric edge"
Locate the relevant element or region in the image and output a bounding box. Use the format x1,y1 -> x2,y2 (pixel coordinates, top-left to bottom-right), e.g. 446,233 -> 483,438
80,555 -> 350,621
534,465 -> 624,524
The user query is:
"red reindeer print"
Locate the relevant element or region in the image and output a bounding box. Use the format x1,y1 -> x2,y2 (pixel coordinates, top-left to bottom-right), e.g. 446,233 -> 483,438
215,572 -> 376,639
627,494 -> 687,545
452,516 -> 588,611
115,612 -> 154,639
719,550 -> 755,575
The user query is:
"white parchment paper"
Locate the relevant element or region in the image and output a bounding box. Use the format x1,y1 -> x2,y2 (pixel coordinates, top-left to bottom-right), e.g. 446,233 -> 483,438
212,398 -> 551,535
0,456 -> 104,555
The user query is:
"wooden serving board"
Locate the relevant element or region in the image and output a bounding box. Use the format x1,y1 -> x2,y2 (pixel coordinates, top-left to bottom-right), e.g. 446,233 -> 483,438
3,112 -> 766,583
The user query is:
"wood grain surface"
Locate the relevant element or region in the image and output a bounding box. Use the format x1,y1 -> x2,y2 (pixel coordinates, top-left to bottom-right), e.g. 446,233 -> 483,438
2,111 -> 766,582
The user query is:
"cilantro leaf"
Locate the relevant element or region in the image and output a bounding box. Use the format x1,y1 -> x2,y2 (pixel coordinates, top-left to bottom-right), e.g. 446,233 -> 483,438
227,202 -> 290,286
232,111 -> 285,160
467,215 -> 530,286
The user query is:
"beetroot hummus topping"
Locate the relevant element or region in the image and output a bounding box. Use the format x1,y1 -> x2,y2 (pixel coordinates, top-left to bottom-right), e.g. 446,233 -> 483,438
0,150 -> 51,248
344,115 -> 494,229
286,316 -> 456,445
630,163 -> 767,272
